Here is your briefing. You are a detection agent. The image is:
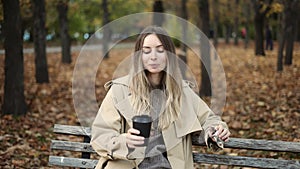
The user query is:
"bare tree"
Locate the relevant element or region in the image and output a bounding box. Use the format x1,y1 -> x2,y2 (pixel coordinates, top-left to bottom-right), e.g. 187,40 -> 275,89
198,0 -> 211,97
2,0 -> 27,115
102,0 -> 110,59
32,0 -> 49,83
283,0 -> 298,65
153,0 -> 164,26
57,0 -> 71,63
224,2 -> 232,44
253,0 -> 273,56
212,0 -> 219,47
277,23 -> 285,71
233,0 -> 239,45
277,0 -> 299,71
243,0 -> 251,49
179,0 -> 188,79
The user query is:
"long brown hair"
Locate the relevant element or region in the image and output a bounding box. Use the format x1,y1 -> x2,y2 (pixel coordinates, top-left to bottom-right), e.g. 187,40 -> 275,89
129,26 -> 183,130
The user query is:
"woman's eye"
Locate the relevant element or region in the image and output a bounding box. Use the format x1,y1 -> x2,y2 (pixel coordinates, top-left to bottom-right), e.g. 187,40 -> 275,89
142,48 -> 151,54
157,46 -> 164,53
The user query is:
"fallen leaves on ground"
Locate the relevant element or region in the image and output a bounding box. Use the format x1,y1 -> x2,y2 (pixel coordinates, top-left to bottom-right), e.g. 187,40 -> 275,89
0,42 -> 299,168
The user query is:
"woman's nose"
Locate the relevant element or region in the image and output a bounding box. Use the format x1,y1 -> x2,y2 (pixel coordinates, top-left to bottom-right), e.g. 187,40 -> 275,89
150,52 -> 157,60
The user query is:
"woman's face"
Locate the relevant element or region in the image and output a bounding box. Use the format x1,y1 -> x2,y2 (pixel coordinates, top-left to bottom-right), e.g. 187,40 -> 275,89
142,34 -> 167,75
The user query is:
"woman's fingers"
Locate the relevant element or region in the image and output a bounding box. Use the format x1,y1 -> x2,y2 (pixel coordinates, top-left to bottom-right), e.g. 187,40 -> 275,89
223,135 -> 230,142
128,128 -> 140,135
220,130 -> 230,142
126,128 -> 145,148
215,125 -> 231,142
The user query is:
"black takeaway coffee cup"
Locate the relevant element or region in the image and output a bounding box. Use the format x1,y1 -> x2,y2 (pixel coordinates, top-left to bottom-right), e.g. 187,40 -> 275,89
132,115 -> 152,146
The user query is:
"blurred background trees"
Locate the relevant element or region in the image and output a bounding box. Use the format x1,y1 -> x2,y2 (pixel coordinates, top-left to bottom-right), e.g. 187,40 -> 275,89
1,0 -> 298,53
0,0 -> 299,115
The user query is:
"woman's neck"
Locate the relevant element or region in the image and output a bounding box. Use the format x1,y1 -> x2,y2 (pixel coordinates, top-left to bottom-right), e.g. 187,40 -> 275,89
148,73 -> 163,88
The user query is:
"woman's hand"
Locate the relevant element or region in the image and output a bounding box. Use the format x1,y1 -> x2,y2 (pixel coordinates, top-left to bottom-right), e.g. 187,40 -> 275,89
126,128 -> 145,148
209,124 -> 230,142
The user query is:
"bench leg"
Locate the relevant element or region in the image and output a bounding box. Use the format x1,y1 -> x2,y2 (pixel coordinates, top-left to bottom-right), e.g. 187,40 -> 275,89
81,136 -> 91,169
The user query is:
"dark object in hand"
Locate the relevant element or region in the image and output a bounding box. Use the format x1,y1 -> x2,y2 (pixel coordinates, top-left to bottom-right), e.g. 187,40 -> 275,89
207,129 -> 224,151
132,115 -> 152,147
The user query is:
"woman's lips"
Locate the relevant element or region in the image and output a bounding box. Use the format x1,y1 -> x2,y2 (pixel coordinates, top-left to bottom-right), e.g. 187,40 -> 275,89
149,64 -> 159,68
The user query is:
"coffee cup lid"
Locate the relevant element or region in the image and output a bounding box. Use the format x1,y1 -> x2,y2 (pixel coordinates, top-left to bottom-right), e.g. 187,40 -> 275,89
132,115 -> 152,123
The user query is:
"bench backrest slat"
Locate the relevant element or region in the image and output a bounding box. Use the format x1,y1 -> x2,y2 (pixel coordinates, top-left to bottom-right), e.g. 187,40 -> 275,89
54,124 -> 300,153
53,124 -> 91,136
193,137 -> 300,153
193,153 -> 300,169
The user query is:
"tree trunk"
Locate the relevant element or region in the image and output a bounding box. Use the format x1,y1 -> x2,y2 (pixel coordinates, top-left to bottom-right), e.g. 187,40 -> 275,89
179,0 -> 188,79
284,0 -> 298,65
0,20 -> 3,41
102,0 -> 110,59
225,2 -> 231,44
277,1 -> 286,72
152,0 -> 164,26
254,14 -> 265,56
243,1 -> 250,49
2,0 -> 27,116
284,24 -> 294,65
212,0 -> 219,48
253,0 -> 273,56
276,13 -> 281,42
277,23 -> 285,71
57,0 -> 71,64
225,24 -> 230,44
198,0 -> 212,97
233,0 -> 239,45
295,17 -> 298,42
32,0 -> 49,83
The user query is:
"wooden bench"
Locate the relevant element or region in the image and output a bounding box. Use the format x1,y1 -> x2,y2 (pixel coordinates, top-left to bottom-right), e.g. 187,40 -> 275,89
49,124 -> 300,168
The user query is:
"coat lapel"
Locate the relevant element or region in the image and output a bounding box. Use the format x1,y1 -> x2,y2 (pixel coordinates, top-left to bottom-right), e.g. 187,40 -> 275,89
114,95 -> 134,128
174,91 -> 203,138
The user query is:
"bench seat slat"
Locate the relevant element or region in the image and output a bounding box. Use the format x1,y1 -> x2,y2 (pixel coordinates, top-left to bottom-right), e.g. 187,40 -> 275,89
193,153 -> 300,169
51,140 -> 95,153
49,154 -> 300,169
49,156 -> 98,168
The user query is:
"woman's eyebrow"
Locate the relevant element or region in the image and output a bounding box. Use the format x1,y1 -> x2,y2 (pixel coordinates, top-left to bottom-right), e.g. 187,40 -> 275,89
142,44 -> 163,48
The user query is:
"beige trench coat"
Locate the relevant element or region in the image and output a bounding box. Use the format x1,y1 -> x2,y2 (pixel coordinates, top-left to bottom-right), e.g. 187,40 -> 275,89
91,76 -> 228,169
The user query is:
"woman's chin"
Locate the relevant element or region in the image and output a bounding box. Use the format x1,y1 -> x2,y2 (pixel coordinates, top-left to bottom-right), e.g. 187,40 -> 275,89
147,69 -> 162,74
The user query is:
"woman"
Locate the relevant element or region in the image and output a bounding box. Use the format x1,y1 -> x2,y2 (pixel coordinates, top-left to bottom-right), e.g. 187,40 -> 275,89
91,26 -> 230,169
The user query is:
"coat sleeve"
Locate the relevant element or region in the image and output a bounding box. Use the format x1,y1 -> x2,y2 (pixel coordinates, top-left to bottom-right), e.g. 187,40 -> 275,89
90,88 -> 129,160
194,93 -> 229,146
